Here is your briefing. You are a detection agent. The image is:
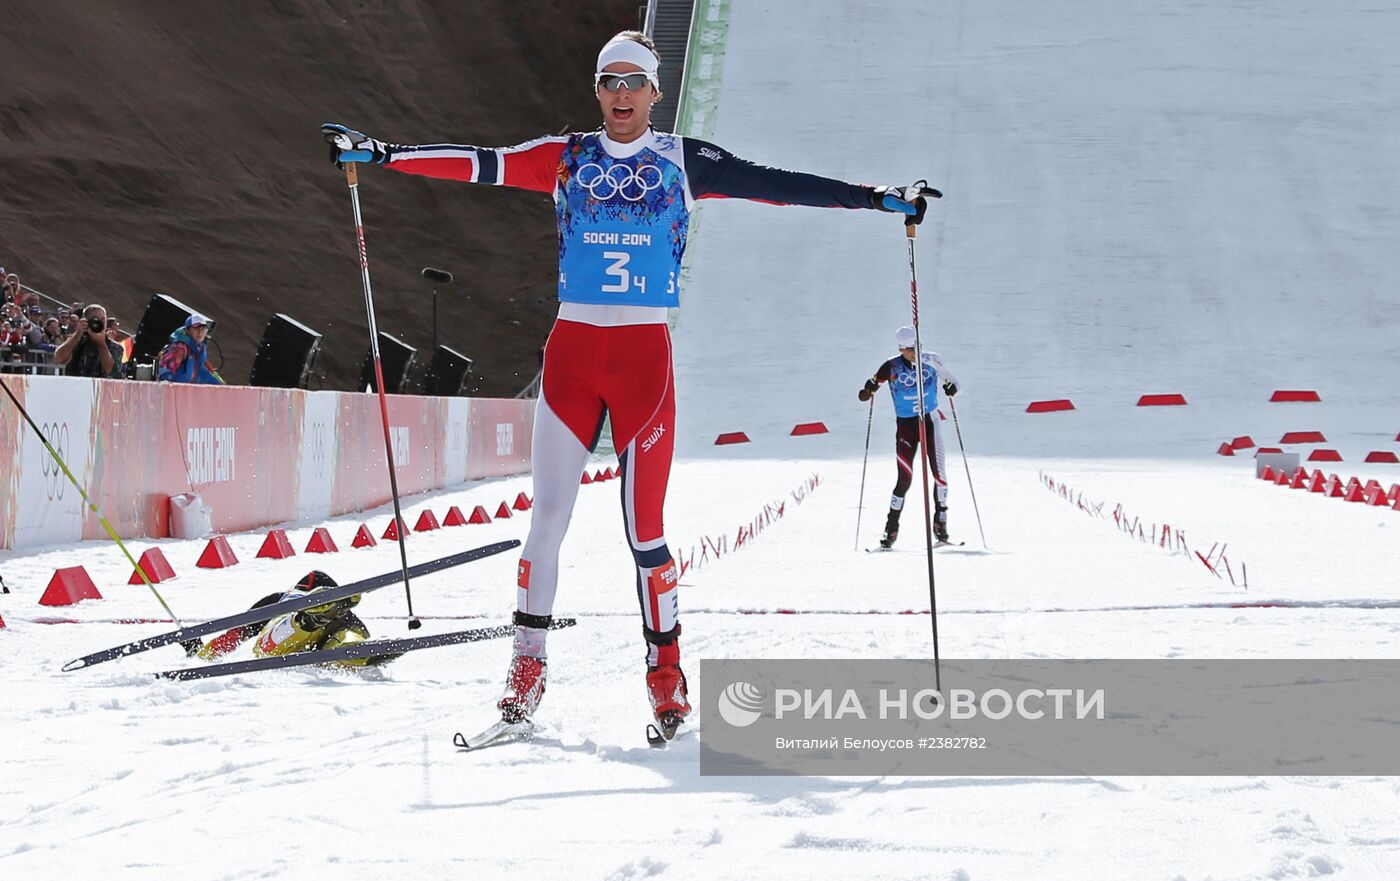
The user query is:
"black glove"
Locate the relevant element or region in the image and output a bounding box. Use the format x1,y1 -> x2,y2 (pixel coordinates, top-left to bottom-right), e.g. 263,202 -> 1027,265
322,123 -> 391,168
859,378 -> 879,402
858,388 -> 873,402
870,180 -> 943,225
943,382 -> 958,397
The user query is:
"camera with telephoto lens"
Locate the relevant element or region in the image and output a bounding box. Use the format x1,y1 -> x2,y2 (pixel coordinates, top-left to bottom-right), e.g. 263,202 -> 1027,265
87,318 -> 105,333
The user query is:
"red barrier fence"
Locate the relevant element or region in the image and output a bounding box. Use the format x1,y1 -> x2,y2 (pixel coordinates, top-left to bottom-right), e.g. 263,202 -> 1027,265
0,375 -> 533,550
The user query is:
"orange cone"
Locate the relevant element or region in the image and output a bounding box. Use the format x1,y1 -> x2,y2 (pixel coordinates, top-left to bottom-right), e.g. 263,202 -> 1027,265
257,529 -> 296,559
196,536 -> 239,569
443,506 -> 469,526
351,524 -> 378,548
305,527 -> 339,554
129,548 -> 177,584
40,567 -> 103,607
382,517 -> 411,541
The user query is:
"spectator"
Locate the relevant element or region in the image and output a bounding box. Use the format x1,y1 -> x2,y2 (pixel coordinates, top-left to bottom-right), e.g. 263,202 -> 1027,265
20,307 -> 44,347
41,317 -> 63,348
63,310 -> 82,338
0,319 -> 21,349
157,314 -> 223,384
0,301 -> 22,333
54,303 -> 123,379
107,318 -> 134,373
4,274 -> 20,303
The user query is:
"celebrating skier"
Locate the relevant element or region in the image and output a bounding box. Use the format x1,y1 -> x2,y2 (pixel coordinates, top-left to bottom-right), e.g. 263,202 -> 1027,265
858,326 -> 961,548
324,30 -> 939,738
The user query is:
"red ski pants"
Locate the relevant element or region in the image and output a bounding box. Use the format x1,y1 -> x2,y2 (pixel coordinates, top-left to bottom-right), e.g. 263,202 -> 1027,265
516,320 -> 679,639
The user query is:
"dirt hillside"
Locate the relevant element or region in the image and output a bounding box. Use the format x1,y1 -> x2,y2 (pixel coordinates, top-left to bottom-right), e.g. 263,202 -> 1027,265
0,0 -> 639,393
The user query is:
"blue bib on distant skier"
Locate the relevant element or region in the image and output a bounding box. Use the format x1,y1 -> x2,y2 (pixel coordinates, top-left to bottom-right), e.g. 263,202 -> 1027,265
888,354 -> 939,417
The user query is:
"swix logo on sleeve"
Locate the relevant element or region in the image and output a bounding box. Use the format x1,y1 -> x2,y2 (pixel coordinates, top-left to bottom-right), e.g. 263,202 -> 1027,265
517,560 -> 531,590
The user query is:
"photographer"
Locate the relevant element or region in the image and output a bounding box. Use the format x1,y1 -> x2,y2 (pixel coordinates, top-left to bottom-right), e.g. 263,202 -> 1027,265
54,304 -> 123,379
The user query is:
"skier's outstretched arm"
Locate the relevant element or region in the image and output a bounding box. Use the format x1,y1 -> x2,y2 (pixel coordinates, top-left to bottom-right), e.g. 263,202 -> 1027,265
685,139 -> 940,221
323,123 -> 565,193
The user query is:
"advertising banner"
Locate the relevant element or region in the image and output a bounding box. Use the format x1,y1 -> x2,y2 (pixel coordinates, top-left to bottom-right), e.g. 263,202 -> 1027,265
0,376 -> 534,550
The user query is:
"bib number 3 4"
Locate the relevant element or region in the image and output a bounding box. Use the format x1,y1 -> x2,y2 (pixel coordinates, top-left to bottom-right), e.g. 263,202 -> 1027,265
600,251 -> 675,296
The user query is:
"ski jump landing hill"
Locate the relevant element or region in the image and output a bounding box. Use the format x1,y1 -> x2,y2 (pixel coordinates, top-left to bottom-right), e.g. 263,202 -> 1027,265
670,0 -> 1400,464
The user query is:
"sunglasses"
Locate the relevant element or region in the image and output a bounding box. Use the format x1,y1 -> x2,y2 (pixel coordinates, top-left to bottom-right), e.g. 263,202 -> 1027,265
595,72 -> 653,92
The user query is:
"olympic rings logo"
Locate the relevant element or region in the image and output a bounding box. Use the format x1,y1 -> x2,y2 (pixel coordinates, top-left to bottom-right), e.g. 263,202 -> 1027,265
896,366 -> 935,388
39,421 -> 70,501
575,162 -> 663,201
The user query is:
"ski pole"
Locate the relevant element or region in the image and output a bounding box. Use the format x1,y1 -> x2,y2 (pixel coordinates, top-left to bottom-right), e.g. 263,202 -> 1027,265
0,377 -> 187,632
947,397 -> 987,549
854,395 -> 875,550
902,197 -> 942,693
334,160 -> 421,631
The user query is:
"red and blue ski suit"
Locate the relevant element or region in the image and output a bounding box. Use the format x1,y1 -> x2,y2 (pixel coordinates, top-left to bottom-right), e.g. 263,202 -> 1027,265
385,128 -> 877,648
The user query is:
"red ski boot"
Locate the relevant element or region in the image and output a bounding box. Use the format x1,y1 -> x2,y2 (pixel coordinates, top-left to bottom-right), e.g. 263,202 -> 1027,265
497,654 -> 547,723
646,639 -> 690,741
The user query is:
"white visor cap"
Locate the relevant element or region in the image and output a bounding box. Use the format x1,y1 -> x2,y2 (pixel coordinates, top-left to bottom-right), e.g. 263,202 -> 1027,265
596,34 -> 660,88
895,326 -> 918,349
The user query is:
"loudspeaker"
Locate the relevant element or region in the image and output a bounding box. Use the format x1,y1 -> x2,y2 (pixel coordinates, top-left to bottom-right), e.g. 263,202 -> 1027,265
133,293 -> 209,364
360,332 -> 416,394
249,313 -> 322,388
425,345 -> 473,396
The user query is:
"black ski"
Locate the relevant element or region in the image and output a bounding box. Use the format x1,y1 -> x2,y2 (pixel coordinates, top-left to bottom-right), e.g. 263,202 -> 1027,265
62,540 -> 521,672
157,618 -> 576,681
866,540 -> 964,553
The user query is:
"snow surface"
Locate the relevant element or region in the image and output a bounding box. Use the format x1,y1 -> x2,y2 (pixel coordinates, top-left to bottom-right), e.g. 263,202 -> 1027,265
5,1 -> 1400,878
